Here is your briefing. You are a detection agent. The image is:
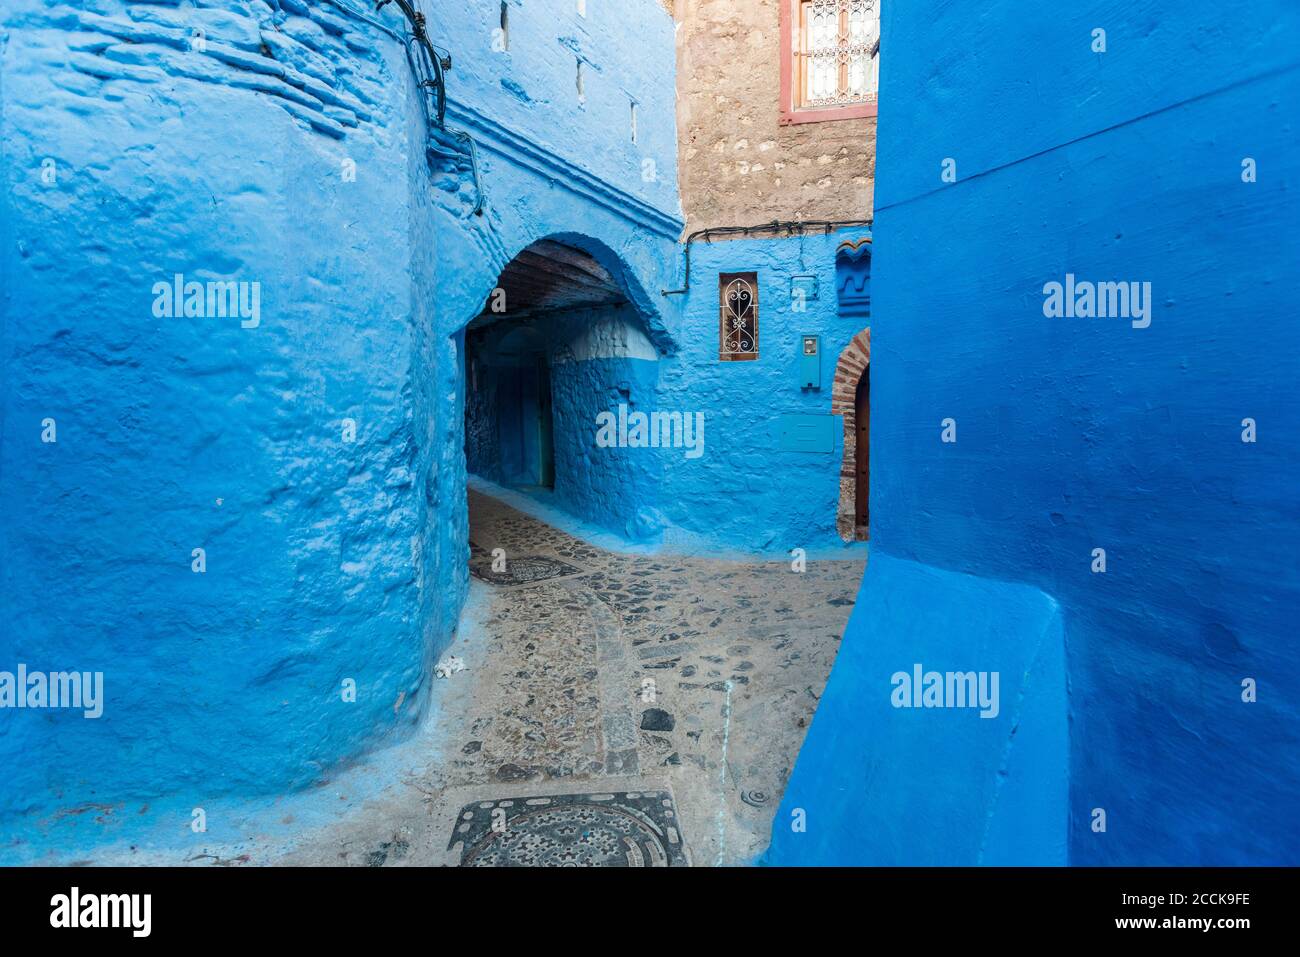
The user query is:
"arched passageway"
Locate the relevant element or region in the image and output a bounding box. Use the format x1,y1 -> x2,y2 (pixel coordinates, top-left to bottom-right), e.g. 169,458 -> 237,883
462,238 -> 661,537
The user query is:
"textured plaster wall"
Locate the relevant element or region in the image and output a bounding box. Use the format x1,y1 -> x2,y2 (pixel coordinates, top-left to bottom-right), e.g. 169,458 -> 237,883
433,0 -> 680,224
0,0 -> 683,848
769,0 -> 1300,865
673,0 -> 875,233
0,0 -> 451,837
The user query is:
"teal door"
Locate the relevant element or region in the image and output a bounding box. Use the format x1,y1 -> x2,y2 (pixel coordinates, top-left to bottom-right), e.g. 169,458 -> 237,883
537,356 -> 555,489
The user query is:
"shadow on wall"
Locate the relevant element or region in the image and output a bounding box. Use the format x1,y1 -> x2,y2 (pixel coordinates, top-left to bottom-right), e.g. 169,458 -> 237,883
467,325 -> 556,490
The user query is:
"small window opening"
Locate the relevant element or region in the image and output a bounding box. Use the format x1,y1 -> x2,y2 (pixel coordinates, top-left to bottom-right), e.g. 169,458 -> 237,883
719,272 -> 759,361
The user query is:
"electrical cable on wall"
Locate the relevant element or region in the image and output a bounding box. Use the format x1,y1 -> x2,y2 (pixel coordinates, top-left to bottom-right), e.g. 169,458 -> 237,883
661,219 -> 873,296
377,0 -> 450,126
331,0 -> 484,215
375,0 -> 485,216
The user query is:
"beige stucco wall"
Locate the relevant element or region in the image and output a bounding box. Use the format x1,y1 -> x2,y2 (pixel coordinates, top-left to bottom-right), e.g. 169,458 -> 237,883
668,0 -> 876,234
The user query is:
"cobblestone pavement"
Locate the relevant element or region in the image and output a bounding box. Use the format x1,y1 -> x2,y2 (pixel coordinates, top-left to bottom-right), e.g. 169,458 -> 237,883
419,490 -> 865,865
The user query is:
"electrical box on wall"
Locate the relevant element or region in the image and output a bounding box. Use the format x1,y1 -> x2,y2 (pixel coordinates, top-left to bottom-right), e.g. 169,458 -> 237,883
790,275 -> 818,302
778,413 -> 835,453
800,334 -> 820,389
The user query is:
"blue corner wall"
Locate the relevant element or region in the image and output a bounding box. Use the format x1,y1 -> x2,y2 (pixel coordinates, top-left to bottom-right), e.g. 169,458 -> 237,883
769,0 -> 1300,865
0,0 -> 448,837
768,554 -> 1067,865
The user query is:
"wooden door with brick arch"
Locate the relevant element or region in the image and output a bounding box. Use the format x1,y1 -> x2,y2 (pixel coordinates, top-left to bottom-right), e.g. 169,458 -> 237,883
855,366 -> 869,536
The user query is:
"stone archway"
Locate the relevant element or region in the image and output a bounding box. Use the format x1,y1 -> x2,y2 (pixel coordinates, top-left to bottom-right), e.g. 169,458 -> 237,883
832,328 -> 870,541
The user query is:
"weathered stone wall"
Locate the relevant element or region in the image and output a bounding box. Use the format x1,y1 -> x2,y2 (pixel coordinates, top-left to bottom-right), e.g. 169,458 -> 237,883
671,0 -> 875,233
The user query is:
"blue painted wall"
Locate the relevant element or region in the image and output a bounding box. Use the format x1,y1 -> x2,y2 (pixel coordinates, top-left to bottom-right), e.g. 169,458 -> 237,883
0,0 -> 447,841
769,0 -> 1300,865
657,231 -> 872,555
769,554 -> 1068,865
0,0 -> 683,852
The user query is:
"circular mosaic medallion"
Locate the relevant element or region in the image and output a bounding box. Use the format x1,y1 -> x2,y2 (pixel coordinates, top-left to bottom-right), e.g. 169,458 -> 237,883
463,803 -> 669,867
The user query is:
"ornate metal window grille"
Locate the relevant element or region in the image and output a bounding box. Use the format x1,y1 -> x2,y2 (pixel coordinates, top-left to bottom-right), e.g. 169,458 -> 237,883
719,272 -> 759,360
799,0 -> 880,109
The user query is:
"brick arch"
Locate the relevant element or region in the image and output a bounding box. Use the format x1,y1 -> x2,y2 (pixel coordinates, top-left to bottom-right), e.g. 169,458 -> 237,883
832,328 -> 870,541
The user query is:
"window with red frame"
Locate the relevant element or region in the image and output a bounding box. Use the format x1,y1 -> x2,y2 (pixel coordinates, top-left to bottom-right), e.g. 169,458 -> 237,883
780,0 -> 880,125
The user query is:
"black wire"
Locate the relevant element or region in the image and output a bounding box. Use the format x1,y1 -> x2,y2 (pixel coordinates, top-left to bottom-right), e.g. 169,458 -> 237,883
374,0 -> 482,214
377,0 -> 447,127
661,219 -> 873,295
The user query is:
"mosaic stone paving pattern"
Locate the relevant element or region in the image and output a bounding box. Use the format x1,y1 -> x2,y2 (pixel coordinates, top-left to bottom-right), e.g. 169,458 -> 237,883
469,541 -> 591,588
439,488 -> 867,865
449,789 -> 688,867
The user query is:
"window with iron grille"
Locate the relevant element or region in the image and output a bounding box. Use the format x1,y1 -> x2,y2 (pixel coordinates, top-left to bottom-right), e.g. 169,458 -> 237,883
781,0 -> 880,124
719,272 -> 759,361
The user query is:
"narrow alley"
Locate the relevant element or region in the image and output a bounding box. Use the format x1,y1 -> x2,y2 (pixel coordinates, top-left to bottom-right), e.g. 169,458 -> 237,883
429,489 -> 863,865
5,0 -> 1289,906
299,489 -> 863,866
